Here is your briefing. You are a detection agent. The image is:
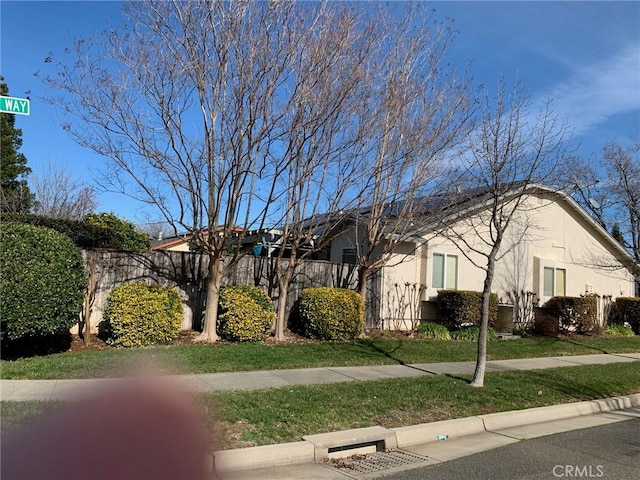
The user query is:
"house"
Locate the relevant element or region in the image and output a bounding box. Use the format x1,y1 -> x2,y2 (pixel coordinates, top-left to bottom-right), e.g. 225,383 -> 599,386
153,227 -> 246,252
326,184 -> 638,330
153,227 -> 324,259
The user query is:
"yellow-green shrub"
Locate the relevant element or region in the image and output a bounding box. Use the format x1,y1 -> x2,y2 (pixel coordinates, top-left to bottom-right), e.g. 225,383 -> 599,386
297,287 -> 364,340
417,322 -> 451,340
217,286 -> 275,342
102,282 -> 182,347
604,324 -> 635,337
436,290 -> 498,330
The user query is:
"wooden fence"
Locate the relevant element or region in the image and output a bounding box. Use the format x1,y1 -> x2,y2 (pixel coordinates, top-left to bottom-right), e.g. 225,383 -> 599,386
81,250 -> 382,334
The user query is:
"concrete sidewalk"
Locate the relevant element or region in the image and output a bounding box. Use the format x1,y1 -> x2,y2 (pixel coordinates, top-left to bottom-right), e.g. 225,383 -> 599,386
1,352 -> 639,401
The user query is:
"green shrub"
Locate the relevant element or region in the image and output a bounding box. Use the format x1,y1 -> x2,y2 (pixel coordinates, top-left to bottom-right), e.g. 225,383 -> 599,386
512,328 -> 526,337
544,296 -> 598,334
217,286 -> 275,342
297,287 -> 364,341
604,324 -> 635,337
1,212 -> 150,251
417,322 -> 451,340
102,282 -> 182,347
534,307 -> 559,337
436,290 -> 498,330
609,297 -> 640,334
451,325 -> 497,342
0,222 -> 86,341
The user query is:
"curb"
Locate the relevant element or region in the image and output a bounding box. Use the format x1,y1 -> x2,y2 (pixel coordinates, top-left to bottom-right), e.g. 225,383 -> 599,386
212,393 -> 640,472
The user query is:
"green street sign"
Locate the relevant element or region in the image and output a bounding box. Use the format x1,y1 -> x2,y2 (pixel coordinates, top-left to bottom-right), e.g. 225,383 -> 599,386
0,96 -> 30,115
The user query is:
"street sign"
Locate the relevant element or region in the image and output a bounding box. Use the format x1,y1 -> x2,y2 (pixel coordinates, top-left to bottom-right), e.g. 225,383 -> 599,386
0,96 -> 30,115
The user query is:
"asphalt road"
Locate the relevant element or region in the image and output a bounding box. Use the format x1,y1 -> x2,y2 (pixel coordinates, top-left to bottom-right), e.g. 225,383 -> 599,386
383,419 -> 640,480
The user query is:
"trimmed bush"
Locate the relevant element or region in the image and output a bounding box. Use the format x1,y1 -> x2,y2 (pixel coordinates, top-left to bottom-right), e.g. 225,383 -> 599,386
102,282 -> 182,347
604,324 -> 635,337
544,296 -> 598,334
1,212 -> 150,251
0,222 -> 86,341
217,286 -> 275,342
83,213 -> 150,251
609,297 -> 640,334
417,322 -> 451,340
436,290 -> 498,330
451,325 -> 497,342
297,287 -> 364,341
533,306 -> 559,337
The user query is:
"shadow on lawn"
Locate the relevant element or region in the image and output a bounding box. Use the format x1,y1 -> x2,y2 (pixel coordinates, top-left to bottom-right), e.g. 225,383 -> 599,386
444,367 -> 623,398
354,338 -> 407,365
554,336 -> 638,360
354,339 -> 441,375
1,333 -> 72,361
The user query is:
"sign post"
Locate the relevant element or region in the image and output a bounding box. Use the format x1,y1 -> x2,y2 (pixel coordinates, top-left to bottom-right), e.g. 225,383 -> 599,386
0,96 -> 30,115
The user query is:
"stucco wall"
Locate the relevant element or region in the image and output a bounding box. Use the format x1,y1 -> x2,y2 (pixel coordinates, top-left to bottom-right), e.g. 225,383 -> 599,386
348,191 -> 636,330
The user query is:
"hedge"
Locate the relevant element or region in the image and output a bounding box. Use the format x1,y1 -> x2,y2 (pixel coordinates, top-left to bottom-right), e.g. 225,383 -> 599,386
297,287 -> 364,341
609,297 -> 640,334
544,296 -> 598,334
436,290 -> 498,330
217,286 -> 275,342
0,222 -> 86,340
102,282 -> 182,347
1,212 -> 150,251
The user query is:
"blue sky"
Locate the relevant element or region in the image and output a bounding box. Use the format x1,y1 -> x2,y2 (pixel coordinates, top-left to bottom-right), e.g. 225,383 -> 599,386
1,1 -> 639,224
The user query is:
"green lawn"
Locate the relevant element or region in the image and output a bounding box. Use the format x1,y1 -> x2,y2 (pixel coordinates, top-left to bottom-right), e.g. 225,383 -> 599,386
1,336 -> 638,380
206,362 -> 640,448
2,362 -> 639,449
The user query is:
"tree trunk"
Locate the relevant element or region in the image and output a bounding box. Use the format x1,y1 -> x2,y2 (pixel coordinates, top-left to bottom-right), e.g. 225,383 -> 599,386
83,297 -> 92,347
197,256 -> 222,343
470,253 -> 497,388
358,266 -> 369,336
81,251 -> 97,347
275,267 -> 294,342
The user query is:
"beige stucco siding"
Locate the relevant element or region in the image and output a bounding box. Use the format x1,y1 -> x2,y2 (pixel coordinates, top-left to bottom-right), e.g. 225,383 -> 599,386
161,242 -> 192,252
376,192 -> 635,329
507,193 -> 634,301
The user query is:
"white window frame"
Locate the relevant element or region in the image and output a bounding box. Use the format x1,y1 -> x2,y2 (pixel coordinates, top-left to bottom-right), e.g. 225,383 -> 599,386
432,253 -> 458,290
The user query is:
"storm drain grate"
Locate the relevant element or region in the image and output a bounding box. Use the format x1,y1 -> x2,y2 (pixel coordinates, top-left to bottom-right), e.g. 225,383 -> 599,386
326,450 -> 431,474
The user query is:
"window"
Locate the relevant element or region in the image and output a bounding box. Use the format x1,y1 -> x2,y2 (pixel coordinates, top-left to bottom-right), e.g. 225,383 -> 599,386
432,253 -> 458,289
341,248 -> 358,265
543,266 -> 566,297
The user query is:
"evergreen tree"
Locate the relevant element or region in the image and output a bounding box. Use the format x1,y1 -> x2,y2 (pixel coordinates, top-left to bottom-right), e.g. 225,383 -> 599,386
611,223 -> 625,245
1,76 -> 33,214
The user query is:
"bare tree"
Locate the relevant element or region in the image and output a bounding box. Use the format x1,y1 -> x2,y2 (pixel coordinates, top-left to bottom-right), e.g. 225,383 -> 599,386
44,1 -> 313,342
438,79 -> 569,387
31,160 -> 97,219
267,5 -> 375,341
348,6 -> 474,325
46,1 -> 464,342
568,140 -> 640,291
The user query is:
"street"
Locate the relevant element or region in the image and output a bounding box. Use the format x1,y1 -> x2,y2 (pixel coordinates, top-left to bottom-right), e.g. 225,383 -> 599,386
383,418 -> 640,480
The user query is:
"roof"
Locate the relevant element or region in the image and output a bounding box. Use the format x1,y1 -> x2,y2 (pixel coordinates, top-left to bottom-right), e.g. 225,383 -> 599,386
152,227 -> 244,251
317,183 -> 637,270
